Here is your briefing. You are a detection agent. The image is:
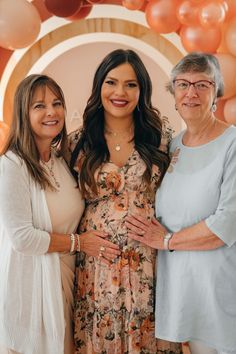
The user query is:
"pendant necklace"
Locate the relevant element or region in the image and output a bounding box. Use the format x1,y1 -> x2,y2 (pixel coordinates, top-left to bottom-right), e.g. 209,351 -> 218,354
105,126 -> 133,152
41,153 -> 60,190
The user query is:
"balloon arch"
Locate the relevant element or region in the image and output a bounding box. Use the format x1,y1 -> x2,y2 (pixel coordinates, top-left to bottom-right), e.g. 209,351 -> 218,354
0,0 -> 236,145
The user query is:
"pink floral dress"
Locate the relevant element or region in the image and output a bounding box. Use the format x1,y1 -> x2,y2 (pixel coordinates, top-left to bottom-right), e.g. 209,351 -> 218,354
69,131 -> 182,354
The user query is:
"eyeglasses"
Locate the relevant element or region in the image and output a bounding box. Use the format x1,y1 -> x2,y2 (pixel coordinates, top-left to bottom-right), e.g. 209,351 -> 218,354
173,79 -> 215,92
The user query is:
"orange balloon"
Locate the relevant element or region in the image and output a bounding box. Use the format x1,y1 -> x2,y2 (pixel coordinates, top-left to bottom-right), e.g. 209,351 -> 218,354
225,20 -> 236,56
0,0 -> 41,50
215,98 -> 226,121
224,96 -> 236,124
145,0 -> 180,34
215,53 -> 236,99
199,1 -> 226,28
122,0 -> 145,10
180,25 -> 222,53
177,1 -> 200,26
0,121 -> 9,152
221,0 -> 236,22
217,23 -> 230,53
190,0 -> 205,3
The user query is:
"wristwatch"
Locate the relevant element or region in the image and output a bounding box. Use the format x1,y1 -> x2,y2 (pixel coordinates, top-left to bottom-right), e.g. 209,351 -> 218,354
163,232 -> 174,251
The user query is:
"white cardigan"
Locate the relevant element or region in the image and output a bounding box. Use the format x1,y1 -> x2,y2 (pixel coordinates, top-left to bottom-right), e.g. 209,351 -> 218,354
0,152 -> 65,354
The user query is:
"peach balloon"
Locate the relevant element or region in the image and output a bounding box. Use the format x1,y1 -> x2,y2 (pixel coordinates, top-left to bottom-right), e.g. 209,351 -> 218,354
180,25 -> 221,53
0,121 -> 9,152
215,53 -> 236,99
122,0 -> 145,10
225,20 -> 236,57
0,0 -> 41,50
224,96 -> 236,125
199,1 -> 226,28
177,1 -> 200,26
215,99 -> 226,121
145,0 -> 180,34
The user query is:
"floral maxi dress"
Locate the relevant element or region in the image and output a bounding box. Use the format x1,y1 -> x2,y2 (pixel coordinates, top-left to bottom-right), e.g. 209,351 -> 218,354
72,139 -> 182,354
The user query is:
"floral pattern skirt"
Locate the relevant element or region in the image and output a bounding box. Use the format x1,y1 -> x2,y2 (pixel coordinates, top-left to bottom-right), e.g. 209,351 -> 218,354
74,248 -> 182,354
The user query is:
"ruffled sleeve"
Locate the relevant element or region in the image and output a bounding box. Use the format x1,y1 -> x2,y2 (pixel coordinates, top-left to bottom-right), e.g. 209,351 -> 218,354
159,116 -> 174,154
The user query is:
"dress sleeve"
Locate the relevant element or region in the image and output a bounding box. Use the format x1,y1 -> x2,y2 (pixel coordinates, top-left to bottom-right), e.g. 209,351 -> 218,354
0,154 -> 50,255
159,116 -> 174,154
205,138 -> 236,247
67,127 -> 83,154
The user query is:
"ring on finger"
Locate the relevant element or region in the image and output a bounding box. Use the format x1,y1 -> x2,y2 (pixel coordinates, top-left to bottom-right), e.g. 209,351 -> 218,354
100,246 -> 106,252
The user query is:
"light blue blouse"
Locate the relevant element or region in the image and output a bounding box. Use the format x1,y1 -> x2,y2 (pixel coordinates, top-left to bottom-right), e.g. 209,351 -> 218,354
155,125 -> 236,352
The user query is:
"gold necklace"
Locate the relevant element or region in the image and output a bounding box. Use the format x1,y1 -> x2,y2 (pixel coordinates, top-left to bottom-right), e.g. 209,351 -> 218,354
41,154 -> 60,190
105,126 -> 134,152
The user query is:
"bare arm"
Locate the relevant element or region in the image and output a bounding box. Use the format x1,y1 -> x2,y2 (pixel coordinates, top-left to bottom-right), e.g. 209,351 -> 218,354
126,215 -> 224,251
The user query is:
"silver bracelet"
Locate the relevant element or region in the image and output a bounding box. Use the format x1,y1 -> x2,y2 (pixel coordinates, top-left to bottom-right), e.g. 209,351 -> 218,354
163,232 -> 174,251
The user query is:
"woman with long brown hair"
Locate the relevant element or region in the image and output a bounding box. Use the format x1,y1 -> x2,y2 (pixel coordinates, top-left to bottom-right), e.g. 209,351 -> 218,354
69,49 -> 182,354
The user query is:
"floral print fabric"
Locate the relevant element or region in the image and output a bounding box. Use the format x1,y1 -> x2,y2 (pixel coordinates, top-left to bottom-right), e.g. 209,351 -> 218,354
70,131 -> 182,354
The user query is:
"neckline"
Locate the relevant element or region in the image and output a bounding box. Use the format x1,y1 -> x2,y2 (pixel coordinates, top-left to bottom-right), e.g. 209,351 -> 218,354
108,148 -> 136,169
180,125 -> 234,149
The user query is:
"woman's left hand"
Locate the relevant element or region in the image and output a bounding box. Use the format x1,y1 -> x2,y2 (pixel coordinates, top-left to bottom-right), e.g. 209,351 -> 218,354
126,214 -> 167,250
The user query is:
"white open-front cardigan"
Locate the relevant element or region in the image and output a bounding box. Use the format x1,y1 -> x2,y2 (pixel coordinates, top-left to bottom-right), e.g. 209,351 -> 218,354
0,152 -> 65,354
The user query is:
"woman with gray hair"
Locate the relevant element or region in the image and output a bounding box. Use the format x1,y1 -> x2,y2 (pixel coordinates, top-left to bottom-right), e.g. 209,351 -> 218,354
126,52 -> 236,354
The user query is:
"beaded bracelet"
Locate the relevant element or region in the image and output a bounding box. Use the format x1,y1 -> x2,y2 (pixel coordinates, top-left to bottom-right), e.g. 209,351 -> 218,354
76,233 -> 81,252
69,233 -> 77,255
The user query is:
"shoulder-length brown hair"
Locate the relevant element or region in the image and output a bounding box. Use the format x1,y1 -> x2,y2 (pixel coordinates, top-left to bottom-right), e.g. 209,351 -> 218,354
1,74 -> 68,189
71,49 -> 170,196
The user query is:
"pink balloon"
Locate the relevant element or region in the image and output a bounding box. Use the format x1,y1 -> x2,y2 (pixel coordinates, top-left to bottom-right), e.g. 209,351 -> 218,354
145,0 -> 180,34
224,96 -> 236,125
177,1 -> 200,26
225,20 -> 236,56
44,0 -> 82,17
215,53 -> 236,99
180,25 -> 222,53
199,1 -> 226,28
0,0 -> 41,50
122,0 -> 145,10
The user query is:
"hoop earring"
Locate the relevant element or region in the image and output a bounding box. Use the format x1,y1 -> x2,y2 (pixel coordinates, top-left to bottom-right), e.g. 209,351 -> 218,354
211,103 -> 217,113
136,103 -> 140,112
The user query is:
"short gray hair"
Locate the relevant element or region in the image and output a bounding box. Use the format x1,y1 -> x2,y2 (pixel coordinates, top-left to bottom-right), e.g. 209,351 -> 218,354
166,52 -> 224,98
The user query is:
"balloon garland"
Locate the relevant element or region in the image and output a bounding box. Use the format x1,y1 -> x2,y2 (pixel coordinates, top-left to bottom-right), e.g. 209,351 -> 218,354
0,0 -> 236,123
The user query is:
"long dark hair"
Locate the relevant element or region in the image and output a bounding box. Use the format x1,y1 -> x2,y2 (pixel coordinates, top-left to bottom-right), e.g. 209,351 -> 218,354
71,49 -> 170,196
1,74 -> 68,189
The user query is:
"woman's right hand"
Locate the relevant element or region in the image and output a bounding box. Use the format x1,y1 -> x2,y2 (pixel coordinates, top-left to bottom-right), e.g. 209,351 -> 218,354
80,230 -> 121,265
